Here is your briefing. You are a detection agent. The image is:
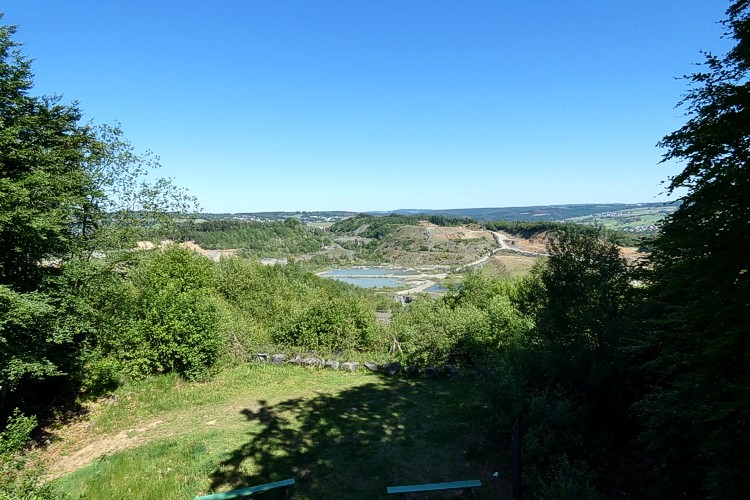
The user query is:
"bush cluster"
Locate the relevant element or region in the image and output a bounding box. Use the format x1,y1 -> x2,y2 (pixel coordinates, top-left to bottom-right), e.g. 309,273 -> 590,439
0,409 -> 51,498
94,246 -> 222,381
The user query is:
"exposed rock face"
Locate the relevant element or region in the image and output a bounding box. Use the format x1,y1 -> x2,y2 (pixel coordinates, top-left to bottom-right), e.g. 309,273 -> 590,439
304,357 -> 322,367
255,353 -> 269,362
424,366 -> 439,379
443,364 -> 460,377
404,365 -> 420,377
270,354 -> 287,364
363,362 -> 380,372
324,359 -> 340,370
341,362 -> 360,372
381,362 -> 402,376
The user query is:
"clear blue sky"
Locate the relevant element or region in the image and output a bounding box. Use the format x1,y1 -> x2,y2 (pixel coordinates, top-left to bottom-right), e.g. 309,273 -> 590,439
3,1 -> 731,213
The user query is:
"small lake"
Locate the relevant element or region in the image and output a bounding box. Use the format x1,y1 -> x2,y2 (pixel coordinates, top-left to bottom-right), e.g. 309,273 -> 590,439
320,267 -> 413,288
330,277 -> 405,288
320,267 -> 415,277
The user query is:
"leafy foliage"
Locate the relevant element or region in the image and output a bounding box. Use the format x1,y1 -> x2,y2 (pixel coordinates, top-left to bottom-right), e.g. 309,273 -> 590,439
330,213 -> 475,239
0,287 -> 59,401
389,272 -> 533,367
0,17 -> 201,418
637,2 -> 750,497
0,409 -> 35,456
178,217 -> 328,256
101,247 -> 222,381
274,296 -> 378,352
535,228 -> 633,376
0,409 -> 50,499
83,123 -> 200,250
0,22 -> 95,291
212,257 -> 384,355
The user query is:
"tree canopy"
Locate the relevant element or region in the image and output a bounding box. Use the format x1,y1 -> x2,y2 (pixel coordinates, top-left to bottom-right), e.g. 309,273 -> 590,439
0,23 -> 96,290
0,17 -> 197,419
639,1 -> 750,497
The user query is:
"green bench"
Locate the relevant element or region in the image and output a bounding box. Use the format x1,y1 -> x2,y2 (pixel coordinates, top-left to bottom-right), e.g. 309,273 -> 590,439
387,479 -> 482,498
195,478 -> 295,499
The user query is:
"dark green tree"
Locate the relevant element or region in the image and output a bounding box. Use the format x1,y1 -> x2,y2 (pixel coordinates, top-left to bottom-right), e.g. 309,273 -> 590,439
535,228 -> 634,393
0,17 -> 197,417
98,246 -> 221,381
0,22 -> 98,290
0,19 -> 100,415
639,2 -> 750,497
516,228 -> 639,495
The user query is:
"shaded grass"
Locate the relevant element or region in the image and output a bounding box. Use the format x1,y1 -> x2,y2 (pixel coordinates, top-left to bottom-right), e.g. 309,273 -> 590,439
49,364 -> 504,499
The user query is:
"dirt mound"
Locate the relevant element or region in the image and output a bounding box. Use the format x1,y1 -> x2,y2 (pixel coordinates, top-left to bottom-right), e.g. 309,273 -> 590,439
619,246 -> 647,263
415,223 -> 494,242
518,231 -> 553,253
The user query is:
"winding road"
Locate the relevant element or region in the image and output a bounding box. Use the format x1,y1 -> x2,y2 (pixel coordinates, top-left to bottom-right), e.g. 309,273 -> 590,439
454,231 -> 548,273
489,231 -> 549,257
323,230 -> 549,296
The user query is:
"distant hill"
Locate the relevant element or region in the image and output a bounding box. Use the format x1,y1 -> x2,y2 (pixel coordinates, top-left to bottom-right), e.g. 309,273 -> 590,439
198,211 -> 357,223
199,202 -> 679,225
369,202 -> 678,222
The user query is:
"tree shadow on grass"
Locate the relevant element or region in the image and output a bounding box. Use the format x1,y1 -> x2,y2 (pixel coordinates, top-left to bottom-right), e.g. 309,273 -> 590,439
208,375 -> 506,499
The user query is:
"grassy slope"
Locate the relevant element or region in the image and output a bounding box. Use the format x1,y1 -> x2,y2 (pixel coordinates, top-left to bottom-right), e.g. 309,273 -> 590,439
49,365 -> 504,499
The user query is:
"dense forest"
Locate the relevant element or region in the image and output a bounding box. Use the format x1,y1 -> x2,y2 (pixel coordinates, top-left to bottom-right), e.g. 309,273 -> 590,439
171,218 -> 330,257
1,2 -> 749,498
329,213 -> 477,239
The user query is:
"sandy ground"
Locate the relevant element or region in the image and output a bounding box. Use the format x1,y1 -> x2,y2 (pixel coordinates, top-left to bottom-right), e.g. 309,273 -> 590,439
619,245 -> 647,264
490,231 -> 549,255
417,222 -> 495,242
137,240 -> 239,261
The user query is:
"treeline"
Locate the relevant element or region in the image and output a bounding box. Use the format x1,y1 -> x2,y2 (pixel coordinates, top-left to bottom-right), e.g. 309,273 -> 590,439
168,218 -> 329,257
483,220 -> 576,238
330,213 -> 476,239
483,220 -> 644,247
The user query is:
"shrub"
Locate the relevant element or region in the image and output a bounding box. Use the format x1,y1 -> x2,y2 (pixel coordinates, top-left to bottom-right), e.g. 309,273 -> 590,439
0,286 -> 60,416
274,296 -> 378,353
0,410 -> 36,456
390,298 -> 488,366
101,247 -> 222,380
77,351 -> 122,397
0,409 -> 51,499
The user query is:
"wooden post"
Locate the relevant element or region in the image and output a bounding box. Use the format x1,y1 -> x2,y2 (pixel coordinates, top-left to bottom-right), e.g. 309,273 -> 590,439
512,415 -> 522,500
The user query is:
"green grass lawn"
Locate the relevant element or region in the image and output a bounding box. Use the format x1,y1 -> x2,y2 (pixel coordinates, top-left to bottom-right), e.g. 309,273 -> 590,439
48,364 -> 505,499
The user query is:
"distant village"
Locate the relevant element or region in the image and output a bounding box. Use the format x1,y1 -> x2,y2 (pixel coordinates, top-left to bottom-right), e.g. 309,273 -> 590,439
206,212 -> 354,223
